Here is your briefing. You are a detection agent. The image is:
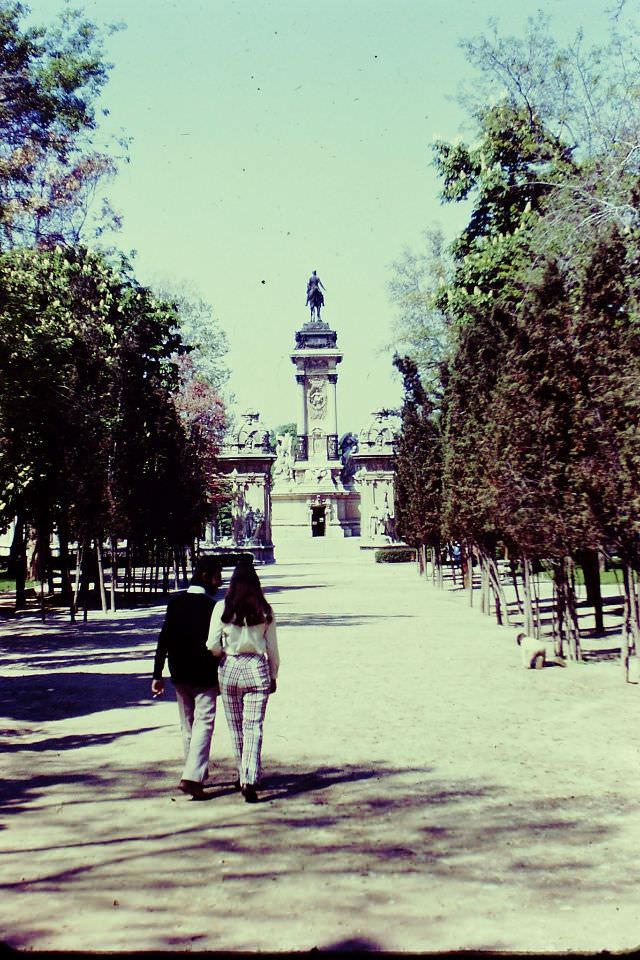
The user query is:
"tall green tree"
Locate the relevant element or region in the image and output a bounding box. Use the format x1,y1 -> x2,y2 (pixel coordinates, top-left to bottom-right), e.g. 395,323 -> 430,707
393,355 -> 443,578
0,1 -> 122,248
151,278 -> 230,393
0,246 -> 227,608
387,228 -> 453,397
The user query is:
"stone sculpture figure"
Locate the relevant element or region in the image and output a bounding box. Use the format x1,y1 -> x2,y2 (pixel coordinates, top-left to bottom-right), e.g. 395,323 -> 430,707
369,504 -> 381,540
253,508 -> 265,543
231,481 -> 248,544
306,270 -> 326,322
244,507 -> 257,541
273,433 -> 294,483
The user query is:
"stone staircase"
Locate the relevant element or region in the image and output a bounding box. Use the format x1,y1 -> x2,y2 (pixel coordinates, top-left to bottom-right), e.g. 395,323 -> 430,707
273,535 -> 368,564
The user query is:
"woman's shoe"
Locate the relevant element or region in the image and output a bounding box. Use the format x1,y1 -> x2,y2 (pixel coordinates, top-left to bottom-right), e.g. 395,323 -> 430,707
241,784 -> 258,803
233,778 -> 241,791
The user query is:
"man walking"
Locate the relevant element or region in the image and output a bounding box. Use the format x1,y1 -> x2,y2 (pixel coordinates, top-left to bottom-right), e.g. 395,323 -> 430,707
151,556 -> 223,799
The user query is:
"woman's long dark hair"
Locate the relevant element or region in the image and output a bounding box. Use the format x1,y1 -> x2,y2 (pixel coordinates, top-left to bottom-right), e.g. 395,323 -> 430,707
221,559 -> 273,626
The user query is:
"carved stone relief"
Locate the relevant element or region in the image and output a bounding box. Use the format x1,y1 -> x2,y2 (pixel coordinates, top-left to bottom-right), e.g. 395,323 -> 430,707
307,380 -> 327,420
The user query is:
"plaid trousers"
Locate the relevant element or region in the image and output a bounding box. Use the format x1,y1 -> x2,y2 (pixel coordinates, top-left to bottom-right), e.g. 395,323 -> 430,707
219,653 -> 271,787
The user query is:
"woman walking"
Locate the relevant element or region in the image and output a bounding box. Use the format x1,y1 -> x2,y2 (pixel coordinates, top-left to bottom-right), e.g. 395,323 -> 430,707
207,559 -> 280,803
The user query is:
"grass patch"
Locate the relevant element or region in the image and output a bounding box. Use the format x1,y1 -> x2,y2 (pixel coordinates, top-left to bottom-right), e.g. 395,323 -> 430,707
0,566 -> 36,594
540,567 -> 622,586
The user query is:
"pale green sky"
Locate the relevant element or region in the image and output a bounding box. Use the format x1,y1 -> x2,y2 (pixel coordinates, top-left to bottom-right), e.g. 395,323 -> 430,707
37,0 -> 617,434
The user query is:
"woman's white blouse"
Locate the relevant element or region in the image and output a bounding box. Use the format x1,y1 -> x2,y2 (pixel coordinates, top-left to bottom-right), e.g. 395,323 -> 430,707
207,611 -> 280,679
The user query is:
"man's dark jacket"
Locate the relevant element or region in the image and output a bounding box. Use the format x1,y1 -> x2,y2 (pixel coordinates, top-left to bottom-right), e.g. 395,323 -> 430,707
153,588 -> 219,687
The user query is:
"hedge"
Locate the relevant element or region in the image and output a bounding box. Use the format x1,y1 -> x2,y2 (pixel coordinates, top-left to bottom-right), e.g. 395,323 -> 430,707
374,547 -> 416,563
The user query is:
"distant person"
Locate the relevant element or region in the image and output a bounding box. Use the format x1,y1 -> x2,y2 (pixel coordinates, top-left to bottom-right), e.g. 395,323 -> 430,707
151,556 -> 223,800
207,559 -> 280,803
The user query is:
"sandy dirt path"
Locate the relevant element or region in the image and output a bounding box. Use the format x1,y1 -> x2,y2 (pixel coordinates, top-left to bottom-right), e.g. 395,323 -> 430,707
1,542 -> 639,953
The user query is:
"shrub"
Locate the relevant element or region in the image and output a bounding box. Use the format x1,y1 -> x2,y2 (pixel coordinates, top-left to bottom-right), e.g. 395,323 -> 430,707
200,550 -> 254,567
374,547 -> 416,563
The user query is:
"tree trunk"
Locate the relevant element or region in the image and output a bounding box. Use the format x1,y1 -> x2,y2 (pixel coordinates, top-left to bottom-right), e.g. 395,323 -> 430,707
467,546 -> 474,608
449,543 -> 458,586
487,555 -> 509,626
631,567 -> 640,655
110,538 -> 118,613
11,514 -> 27,610
173,548 -> 180,592
478,549 -> 489,616
73,543 -> 82,607
95,540 -> 108,614
552,561 -> 567,658
531,565 -> 541,640
57,518 -> 75,621
162,547 -> 170,593
580,548 -> 604,636
57,516 -> 73,605
434,540 -> 443,590
81,539 -> 92,622
31,521 -> 52,615
509,558 -> 522,616
622,562 -> 634,682
522,556 -> 535,637
554,559 -> 581,660
566,557 -> 581,660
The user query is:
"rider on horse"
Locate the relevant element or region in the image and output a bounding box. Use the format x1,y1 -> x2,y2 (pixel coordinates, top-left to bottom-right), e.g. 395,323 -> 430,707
306,270 -> 326,321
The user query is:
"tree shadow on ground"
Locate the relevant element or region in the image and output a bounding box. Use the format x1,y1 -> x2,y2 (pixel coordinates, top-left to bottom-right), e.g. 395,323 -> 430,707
276,613 -> 414,629
0,610 -> 164,673
0,670 -> 160,723
2,754 -> 639,951
1,726 -> 162,755
263,582 -> 328,595
0,612 -> 162,649
0,772 -> 104,815
3,757 -> 636,887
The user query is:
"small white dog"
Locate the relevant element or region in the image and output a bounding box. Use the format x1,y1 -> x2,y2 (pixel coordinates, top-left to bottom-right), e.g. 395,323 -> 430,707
515,631 -> 548,669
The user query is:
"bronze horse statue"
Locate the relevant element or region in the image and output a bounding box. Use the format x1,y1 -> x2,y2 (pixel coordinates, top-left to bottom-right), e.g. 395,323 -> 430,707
307,285 -> 324,321
306,271 -> 326,321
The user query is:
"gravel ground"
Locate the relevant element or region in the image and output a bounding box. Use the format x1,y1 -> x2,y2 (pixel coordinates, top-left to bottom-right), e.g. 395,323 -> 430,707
1,541 -> 639,953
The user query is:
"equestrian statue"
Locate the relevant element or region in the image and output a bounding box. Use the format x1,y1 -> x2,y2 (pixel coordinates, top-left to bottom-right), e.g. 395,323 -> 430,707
306,270 -> 326,321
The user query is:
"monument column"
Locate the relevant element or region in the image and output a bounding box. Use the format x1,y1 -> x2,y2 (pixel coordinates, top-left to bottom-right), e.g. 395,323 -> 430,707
295,373 -> 307,460
271,271 -> 362,543
327,373 -> 338,460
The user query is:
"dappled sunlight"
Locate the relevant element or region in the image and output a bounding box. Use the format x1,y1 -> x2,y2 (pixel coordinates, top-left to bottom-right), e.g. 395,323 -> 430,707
1,753 -> 638,951
1,553 -> 639,951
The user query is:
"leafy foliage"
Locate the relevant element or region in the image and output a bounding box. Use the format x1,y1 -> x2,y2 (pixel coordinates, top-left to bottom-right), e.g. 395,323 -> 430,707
390,8 -> 640,653
0,247 -> 227,580
393,355 -> 442,550
0,2 -> 123,248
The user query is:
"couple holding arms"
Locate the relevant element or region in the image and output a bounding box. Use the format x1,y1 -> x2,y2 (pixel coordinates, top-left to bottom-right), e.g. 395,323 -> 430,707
152,556 -> 280,804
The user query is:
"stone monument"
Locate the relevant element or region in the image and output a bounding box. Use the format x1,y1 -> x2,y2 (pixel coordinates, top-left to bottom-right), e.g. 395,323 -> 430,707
270,279 -> 360,542
352,410 -> 400,548
215,410 -> 276,563
211,274 -> 401,560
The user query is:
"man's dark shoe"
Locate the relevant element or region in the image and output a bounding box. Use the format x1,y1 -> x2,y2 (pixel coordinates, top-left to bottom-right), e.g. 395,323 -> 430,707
179,779 -> 205,800
233,778 -> 241,791
241,784 -> 258,803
